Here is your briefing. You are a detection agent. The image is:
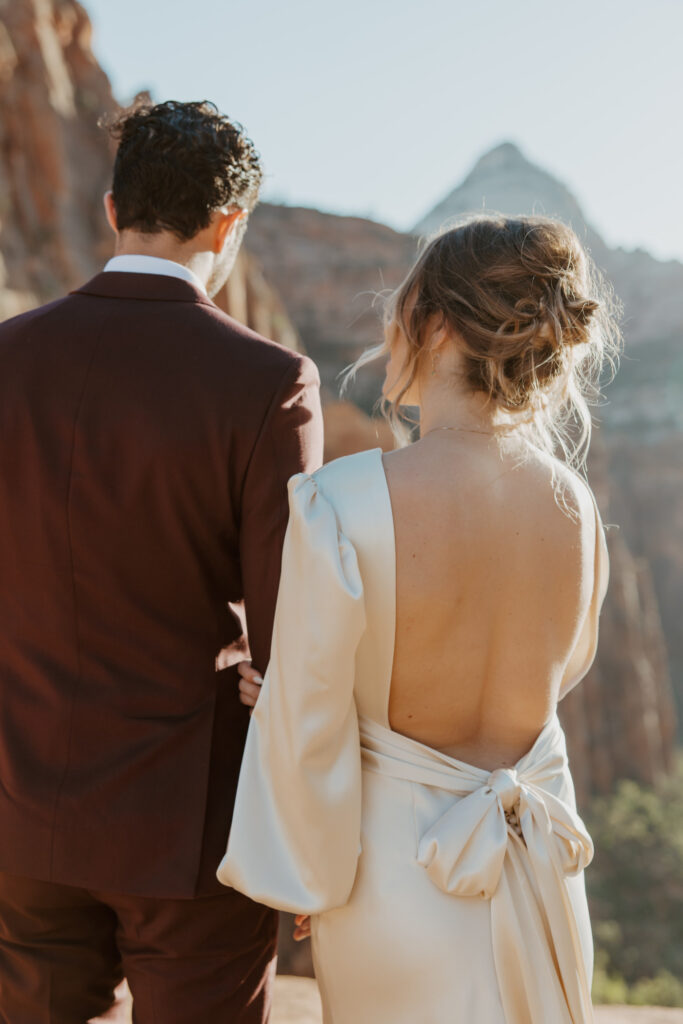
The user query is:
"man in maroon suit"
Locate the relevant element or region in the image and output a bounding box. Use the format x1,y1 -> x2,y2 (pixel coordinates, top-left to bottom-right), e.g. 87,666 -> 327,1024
0,100 -> 323,1022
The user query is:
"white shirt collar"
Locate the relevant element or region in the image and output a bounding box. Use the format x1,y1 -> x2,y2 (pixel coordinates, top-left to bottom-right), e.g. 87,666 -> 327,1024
103,255 -> 207,295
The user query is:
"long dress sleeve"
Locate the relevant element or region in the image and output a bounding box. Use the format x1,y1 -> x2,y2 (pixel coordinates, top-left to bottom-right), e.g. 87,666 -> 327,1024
217,471 -> 366,914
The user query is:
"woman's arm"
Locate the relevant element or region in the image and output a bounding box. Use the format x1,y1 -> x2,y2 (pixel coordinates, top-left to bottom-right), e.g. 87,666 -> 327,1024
218,472 -> 366,915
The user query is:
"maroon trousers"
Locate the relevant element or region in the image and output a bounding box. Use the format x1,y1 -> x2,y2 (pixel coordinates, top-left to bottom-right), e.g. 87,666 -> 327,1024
0,872 -> 277,1024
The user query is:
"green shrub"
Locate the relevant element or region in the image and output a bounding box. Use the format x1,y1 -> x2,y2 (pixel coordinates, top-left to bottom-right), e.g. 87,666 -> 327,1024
629,971 -> 683,1007
586,757 -> 683,1003
593,967 -> 683,1007
592,961 -> 628,1004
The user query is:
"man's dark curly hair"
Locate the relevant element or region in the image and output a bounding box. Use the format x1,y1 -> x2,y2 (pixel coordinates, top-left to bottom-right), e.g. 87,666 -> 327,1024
106,100 -> 263,242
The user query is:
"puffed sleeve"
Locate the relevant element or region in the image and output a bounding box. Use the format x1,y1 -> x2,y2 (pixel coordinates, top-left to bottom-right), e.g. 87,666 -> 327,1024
217,471 -> 366,913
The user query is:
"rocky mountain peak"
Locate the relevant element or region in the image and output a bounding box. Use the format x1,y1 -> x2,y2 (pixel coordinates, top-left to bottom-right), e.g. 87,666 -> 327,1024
414,139 -> 603,253
468,139 -> 529,172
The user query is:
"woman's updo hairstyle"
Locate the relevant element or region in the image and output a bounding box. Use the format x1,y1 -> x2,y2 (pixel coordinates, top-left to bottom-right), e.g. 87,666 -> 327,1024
352,214 -> 621,471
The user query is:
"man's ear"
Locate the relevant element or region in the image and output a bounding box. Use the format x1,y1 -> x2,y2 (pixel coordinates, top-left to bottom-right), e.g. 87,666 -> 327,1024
103,191 -> 118,234
212,208 -> 246,254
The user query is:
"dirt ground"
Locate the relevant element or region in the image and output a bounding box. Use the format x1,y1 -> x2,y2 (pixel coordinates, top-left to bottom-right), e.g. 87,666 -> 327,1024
271,977 -> 683,1024
594,1010 -> 683,1024
91,976 -> 683,1023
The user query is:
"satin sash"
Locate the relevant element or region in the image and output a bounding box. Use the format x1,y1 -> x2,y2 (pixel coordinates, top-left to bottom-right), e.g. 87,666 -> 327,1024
359,714 -> 594,1024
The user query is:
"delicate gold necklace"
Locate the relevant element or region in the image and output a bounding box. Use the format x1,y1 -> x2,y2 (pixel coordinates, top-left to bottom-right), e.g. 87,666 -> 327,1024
423,425 -> 504,438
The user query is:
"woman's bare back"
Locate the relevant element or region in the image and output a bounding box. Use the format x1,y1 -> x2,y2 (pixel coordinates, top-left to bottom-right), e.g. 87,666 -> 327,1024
382,437 -> 606,769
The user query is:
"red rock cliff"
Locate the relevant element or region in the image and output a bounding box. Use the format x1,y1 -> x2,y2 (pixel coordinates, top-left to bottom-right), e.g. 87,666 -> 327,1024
0,0 -> 116,315
0,0 -> 301,346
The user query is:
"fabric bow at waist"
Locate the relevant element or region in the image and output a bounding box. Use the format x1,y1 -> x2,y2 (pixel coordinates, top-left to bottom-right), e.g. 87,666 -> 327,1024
358,715 -> 595,1024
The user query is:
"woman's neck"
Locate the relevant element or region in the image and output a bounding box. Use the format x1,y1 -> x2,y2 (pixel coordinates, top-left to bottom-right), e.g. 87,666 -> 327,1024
417,379 -> 511,437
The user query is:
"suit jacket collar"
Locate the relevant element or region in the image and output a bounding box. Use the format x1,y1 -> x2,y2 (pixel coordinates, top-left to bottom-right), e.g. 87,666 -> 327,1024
71,272 -> 218,308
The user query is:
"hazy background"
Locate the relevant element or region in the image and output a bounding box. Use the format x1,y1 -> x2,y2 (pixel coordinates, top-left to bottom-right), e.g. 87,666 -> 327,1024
84,0 -> 683,260
1,0 -> 682,1003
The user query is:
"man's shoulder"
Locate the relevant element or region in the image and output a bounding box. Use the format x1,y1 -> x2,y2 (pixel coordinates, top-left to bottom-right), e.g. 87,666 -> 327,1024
198,302 -> 315,381
0,295 -> 70,339
0,288 -> 317,389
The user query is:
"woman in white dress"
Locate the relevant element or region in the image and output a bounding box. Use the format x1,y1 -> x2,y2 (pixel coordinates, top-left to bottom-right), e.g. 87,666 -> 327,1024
218,214 -> 621,1023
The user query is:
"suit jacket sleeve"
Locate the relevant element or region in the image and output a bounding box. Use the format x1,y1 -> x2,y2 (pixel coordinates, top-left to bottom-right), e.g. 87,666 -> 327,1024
239,355 -> 324,673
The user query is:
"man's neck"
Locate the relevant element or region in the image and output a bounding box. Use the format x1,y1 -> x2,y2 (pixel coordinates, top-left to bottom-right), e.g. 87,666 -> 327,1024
114,235 -> 212,290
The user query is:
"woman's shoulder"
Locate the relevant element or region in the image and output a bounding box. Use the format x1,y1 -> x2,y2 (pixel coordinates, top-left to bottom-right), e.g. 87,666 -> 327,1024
509,446 -> 599,523
313,447 -> 384,486
552,461 -> 602,536
299,447 -> 385,506
512,454 -> 607,594
287,447 -> 388,539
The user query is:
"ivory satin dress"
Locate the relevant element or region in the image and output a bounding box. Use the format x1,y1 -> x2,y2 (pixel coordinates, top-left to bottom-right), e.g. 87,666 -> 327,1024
218,448 -> 604,1024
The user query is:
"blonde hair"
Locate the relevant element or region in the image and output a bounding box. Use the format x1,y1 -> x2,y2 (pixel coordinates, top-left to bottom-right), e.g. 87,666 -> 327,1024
344,213 -> 621,471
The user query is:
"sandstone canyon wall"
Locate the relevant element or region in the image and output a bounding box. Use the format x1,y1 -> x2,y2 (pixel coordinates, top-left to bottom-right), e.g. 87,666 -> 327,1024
244,202 -> 417,410
0,0 -> 301,346
0,0 -> 116,316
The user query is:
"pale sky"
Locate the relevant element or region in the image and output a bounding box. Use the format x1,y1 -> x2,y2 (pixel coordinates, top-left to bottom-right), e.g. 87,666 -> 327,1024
85,0 -> 683,263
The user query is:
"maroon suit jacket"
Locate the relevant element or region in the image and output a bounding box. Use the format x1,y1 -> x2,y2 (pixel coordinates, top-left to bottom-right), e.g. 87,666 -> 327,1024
0,271 -> 323,898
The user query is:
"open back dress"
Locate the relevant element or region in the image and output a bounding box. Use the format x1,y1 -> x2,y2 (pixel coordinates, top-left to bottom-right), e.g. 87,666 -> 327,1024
218,448 -> 606,1024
